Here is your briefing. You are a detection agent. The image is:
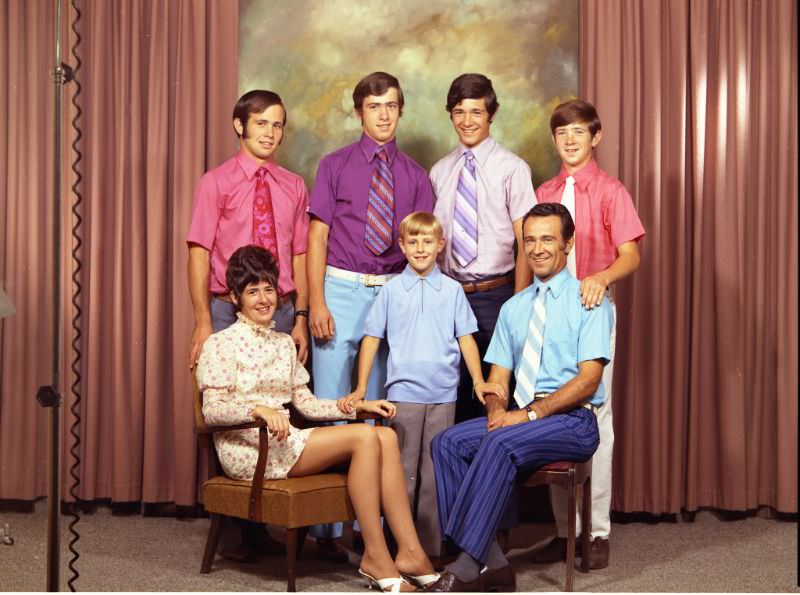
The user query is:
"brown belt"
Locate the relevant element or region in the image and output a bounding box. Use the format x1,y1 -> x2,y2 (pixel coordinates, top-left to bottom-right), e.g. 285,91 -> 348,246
460,274 -> 513,294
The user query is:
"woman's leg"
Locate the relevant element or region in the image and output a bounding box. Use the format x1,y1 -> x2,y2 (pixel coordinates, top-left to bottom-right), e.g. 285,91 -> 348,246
372,426 -> 435,576
289,424 -> 411,588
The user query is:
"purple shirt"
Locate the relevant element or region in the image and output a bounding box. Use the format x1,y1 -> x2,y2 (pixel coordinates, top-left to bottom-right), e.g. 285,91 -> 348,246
309,134 -> 435,274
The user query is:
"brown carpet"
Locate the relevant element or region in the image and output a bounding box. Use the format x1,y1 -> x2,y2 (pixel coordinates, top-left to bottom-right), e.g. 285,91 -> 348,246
1,503 -> 796,592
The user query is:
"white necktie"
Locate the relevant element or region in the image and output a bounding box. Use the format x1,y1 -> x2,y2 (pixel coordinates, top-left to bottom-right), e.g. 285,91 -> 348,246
561,175 -> 577,276
513,286 -> 548,409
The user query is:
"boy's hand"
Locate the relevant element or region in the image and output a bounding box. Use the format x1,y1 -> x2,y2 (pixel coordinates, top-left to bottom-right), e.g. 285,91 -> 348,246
355,399 -> 396,419
580,274 -> 609,309
337,389 -> 366,414
474,381 -> 507,404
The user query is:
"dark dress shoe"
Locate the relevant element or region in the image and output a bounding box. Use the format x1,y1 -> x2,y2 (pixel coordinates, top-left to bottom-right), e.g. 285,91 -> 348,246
424,570 -> 482,592
576,537 -> 609,571
529,537 -> 568,563
315,538 -> 350,564
480,564 -> 516,592
218,543 -> 259,563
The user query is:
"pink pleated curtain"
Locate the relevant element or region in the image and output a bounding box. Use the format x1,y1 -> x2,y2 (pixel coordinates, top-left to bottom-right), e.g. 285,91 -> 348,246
0,0 -> 796,513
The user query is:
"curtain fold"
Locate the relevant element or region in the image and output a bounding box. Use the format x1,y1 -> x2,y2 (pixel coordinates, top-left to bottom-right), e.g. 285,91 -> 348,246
581,0 -> 797,513
0,0 -> 238,505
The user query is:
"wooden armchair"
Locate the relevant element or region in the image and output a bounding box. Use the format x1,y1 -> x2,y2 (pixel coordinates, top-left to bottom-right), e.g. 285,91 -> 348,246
193,378 -> 379,591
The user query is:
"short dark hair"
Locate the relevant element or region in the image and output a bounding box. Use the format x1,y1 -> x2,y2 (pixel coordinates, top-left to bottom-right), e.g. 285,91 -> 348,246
550,99 -> 602,137
233,90 -> 286,138
522,203 -> 575,242
225,245 -> 279,309
446,73 -> 499,117
353,72 -> 404,115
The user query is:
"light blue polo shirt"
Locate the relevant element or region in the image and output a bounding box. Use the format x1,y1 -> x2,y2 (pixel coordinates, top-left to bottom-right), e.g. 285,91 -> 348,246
364,264 -> 478,403
485,268 -> 613,406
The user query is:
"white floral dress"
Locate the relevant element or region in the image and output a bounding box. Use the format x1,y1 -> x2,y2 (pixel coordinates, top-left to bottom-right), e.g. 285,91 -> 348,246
196,313 -> 355,480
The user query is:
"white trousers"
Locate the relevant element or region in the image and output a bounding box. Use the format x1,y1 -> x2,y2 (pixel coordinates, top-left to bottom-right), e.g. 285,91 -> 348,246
550,301 -> 616,539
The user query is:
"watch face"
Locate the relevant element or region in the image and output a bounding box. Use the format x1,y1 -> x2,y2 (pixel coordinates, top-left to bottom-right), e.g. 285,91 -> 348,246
527,409 -> 536,421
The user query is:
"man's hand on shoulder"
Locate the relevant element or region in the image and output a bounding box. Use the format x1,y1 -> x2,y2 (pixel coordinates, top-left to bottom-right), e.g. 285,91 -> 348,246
487,409 -> 528,432
189,322 -> 213,369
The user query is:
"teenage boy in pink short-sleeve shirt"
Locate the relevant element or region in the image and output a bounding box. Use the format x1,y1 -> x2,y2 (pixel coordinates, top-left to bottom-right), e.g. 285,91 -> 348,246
534,99 -> 644,570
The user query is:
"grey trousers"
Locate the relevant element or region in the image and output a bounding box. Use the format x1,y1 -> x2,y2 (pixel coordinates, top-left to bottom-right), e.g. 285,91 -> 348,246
389,401 -> 456,556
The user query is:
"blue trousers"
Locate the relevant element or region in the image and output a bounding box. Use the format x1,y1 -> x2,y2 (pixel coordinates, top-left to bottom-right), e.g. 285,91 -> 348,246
431,408 -> 599,563
310,274 -> 389,539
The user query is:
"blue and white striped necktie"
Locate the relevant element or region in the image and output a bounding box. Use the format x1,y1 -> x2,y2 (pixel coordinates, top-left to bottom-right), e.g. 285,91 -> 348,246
513,285 -> 548,409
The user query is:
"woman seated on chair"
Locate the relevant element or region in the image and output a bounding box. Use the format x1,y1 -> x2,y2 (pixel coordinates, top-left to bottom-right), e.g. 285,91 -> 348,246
196,245 -> 437,592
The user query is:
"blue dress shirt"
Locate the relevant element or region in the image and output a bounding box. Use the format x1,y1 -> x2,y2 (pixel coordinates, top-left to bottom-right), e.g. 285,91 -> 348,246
485,268 -> 613,406
364,264 -> 478,403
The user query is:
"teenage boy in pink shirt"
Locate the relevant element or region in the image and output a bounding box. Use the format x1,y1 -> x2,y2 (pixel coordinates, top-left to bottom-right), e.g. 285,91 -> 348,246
186,89 -> 311,561
533,99 -> 645,570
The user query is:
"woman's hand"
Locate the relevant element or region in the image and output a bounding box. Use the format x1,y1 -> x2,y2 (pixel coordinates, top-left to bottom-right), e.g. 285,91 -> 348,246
251,405 -> 290,441
354,399 -> 396,419
337,388 -> 366,414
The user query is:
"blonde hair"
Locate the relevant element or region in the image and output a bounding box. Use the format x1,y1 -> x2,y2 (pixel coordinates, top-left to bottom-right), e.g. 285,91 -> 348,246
398,211 -> 443,239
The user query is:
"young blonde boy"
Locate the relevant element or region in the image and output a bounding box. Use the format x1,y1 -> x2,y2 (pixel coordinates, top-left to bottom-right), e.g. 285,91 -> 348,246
339,211 -> 504,557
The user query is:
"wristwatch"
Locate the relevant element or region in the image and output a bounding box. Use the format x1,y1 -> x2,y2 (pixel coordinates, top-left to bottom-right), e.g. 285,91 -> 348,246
526,405 -> 538,421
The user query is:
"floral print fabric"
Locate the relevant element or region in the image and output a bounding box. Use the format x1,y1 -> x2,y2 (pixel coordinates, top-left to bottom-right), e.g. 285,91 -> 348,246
196,313 -> 354,480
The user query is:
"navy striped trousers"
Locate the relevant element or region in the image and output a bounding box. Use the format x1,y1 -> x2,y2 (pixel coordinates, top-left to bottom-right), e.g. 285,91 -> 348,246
431,407 -> 599,563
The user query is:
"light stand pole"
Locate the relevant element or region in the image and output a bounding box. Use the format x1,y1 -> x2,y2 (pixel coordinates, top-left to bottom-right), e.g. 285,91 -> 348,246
35,0 -> 69,590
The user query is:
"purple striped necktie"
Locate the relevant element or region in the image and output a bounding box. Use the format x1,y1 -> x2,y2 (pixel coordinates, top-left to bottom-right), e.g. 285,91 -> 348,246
365,147 -> 394,256
453,149 -> 478,266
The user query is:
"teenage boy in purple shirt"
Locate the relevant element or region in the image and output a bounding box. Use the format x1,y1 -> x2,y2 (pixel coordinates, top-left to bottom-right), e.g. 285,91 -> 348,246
307,71 -> 435,558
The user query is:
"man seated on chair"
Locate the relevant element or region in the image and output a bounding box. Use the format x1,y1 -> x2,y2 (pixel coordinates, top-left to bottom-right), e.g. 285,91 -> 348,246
426,202 -> 613,592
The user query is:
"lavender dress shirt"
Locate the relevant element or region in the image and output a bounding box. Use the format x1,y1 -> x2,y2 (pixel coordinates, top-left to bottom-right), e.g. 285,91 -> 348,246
430,136 -> 536,281
309,134 -> 435,275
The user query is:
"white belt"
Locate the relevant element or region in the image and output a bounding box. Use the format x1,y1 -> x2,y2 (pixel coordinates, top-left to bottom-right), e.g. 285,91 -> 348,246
534,393 -> 593,411
326,265 -> 397,287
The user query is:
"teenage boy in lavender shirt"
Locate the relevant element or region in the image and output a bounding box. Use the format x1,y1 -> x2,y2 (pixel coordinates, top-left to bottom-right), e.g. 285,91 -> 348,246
339,211 -> 506,562
307,72 -> 435,558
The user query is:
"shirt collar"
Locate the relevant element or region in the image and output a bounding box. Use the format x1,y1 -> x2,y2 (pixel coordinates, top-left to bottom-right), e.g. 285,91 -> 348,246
236,150 -> 277,181
236,311 -> 276,336
533,267 -> 572,299
359,133 -> 398,165
459,135 -> 496,168
400,263 -> 443,292
556,158 -> 599,193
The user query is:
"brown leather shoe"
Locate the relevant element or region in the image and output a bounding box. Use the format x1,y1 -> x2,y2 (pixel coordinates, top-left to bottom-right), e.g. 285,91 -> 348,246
315,538 -> 349,564
576,537 -> 609,571
480,564 -> 516,592
218,543 -> 259,563
424,570 -> 482,592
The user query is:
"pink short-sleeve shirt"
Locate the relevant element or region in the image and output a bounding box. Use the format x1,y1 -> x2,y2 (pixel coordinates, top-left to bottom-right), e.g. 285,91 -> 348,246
187,151 -> 309,295
536,159 -> 644,280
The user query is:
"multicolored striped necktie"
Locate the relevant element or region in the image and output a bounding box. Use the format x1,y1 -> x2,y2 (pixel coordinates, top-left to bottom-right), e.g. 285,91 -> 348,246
365,147 -> 394,255
513,286 -> 548,409
452,149 -> 478,266
253,167 -> 279,265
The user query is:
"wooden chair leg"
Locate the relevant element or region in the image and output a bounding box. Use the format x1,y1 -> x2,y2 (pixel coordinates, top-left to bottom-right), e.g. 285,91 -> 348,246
296,526 -> 309,560
564,468 -> 577,592
580,476 -> 592,573
201,514 -> 223,574
286,528 -> 299,592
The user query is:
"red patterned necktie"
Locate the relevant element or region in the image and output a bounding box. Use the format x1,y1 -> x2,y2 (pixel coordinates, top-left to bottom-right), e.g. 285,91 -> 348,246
365,147 -> 394,255
253,167 -> 279,265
